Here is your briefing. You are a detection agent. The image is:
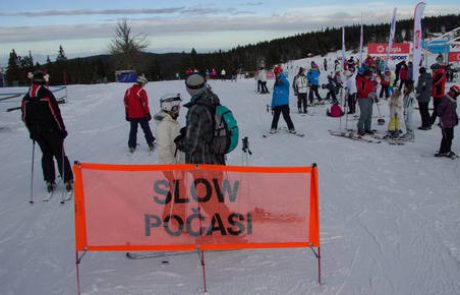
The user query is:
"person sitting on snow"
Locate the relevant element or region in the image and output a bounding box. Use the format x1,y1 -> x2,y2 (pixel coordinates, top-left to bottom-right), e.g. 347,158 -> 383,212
326,101 -> 344,117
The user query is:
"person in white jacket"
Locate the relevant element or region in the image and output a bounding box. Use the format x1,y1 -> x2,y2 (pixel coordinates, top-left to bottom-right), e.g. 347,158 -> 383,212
154,94 -> 185,164
258,67 -> 269,94
345,70 -> 357,114
154,93 -> 185,231
292,67 -> 308,113
401,80 -> 416,142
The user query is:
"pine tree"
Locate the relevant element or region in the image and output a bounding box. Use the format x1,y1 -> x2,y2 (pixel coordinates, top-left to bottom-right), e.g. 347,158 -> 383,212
6,49 -> 21,85
56,45 -> 67,62
20,51 -> 34,72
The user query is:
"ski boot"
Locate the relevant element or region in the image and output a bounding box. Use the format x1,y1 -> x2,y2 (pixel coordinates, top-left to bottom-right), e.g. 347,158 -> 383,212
46,181 -> 56,193
65,181 -> 73,192
446,151 -> 458,159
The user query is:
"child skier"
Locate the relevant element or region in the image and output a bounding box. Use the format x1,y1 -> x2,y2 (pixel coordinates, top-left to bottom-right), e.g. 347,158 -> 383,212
154,93 -> 185,164
154,93 -> 185,230
401,80 -> 416,142
292,67 -> 308,113
435,85 -> 459,158
387,89 -> 403,137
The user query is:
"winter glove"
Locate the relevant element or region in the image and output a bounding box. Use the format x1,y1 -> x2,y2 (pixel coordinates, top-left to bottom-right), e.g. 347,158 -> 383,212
174,127 -> 187,152
146,113 -> 152,121
61,129 -> 68,139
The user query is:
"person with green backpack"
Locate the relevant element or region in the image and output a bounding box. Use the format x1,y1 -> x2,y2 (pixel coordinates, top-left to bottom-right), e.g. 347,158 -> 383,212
182,74 -> 238,165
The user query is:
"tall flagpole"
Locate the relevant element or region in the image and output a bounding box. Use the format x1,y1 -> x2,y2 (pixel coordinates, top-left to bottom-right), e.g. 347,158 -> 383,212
413,2 -> 426,83
359,13 -> 364,65
385,7 -> 397,70
342,26 -> 346,70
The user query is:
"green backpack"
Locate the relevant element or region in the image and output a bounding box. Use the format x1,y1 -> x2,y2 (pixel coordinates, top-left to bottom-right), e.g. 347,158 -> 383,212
211,104 -> 239,154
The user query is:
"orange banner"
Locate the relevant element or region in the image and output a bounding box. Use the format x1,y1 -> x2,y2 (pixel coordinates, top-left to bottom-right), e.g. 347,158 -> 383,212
73,163 -> 319,252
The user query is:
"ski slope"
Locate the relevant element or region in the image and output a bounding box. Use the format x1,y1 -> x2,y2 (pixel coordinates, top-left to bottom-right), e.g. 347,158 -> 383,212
1,62 -> 460,295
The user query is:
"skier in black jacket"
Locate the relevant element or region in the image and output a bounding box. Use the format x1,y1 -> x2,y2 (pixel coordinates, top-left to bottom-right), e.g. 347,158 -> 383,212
21,71 -> 73,193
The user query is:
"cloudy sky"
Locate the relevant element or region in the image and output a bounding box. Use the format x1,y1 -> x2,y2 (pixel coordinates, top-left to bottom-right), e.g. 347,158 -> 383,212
1,0 -> 459,65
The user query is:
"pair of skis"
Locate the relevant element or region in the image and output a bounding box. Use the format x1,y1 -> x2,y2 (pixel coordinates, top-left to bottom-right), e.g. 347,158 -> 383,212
263,127 -> 305,138
42,182 -> 73,204
328,130 -> 381,144
126,251 -> 195,260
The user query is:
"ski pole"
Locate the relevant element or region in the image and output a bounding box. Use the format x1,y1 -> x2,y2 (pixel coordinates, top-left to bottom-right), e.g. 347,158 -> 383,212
60,140 -> 66,204
344,92 -> 349,131
29,141 -> 36,204
375,98 -> 385,124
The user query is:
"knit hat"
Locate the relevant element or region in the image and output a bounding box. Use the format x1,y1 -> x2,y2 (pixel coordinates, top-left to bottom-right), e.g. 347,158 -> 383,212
32,70 -> 45,84
137,74 -> 148,85
448,85 -> 460,99
273,66 -> 283,74
185,74 -> 206,96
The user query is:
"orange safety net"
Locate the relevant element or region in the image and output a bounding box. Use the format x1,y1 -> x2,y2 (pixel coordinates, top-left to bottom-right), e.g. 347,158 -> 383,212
73,163 -> 320,252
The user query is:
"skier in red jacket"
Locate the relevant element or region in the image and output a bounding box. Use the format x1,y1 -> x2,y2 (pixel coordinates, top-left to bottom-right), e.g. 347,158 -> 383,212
124,75 -> 155,153
430,63 -> 447,126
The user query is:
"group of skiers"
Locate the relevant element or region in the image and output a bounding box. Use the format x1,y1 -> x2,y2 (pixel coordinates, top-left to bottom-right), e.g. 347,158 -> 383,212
20,57 -> 459,194
266,54 -> 458,159
185,68 -> 236,81
123,72 -> 232,165
21,70 -> 233,196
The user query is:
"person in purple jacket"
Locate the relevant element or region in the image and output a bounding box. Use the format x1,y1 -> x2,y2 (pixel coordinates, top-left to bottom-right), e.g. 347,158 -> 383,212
435,85 -> 459,159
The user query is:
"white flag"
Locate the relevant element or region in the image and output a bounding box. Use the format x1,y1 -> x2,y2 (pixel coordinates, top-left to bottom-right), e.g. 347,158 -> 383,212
385,7 -> 397,69
342,26 -> 346,70
359,19 -> 364,64
413,2 -> 426,82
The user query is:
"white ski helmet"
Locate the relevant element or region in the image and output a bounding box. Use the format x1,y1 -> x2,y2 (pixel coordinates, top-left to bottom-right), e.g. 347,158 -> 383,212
160,93 -> 182,113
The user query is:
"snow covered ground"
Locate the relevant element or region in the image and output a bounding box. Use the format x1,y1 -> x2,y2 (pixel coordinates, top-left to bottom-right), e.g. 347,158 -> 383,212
1,59 -> 460,295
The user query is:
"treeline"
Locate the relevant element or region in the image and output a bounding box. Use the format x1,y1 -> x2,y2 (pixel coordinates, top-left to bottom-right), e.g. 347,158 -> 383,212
4,14 -> 460,86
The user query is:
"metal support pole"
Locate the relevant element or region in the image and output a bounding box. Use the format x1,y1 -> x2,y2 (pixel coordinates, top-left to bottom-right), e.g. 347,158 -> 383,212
196,247 -> 207,293
75,251 -> 81,295
29,141 -> 36,204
